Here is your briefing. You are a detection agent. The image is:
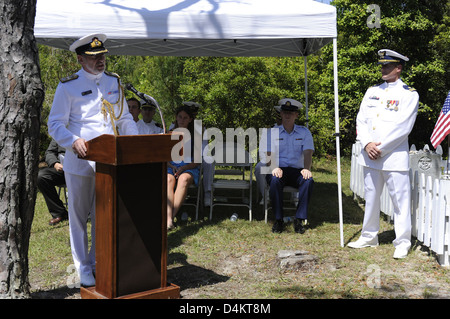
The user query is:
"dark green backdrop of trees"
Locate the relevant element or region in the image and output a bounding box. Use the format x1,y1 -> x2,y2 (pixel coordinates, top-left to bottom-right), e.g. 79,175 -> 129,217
38,0 -> 450,158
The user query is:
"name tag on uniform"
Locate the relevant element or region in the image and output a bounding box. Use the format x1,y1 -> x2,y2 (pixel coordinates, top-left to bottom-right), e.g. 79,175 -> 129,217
81,90 -> 92,96
296,138 -> 303,141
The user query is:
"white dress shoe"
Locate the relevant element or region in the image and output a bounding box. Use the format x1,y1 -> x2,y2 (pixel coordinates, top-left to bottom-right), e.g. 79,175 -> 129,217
393,247 -> 409,259
80,272 -> 96,287
348,237 -> 379,249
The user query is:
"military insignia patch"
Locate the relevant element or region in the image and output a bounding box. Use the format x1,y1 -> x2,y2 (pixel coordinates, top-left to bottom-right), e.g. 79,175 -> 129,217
104,71 -> 120,78
90,38 -> 102,48
403,84 -> 416,92
60,74 -> 79,83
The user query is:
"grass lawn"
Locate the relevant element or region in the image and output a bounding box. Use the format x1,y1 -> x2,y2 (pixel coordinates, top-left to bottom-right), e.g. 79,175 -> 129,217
29,156 -> 450,299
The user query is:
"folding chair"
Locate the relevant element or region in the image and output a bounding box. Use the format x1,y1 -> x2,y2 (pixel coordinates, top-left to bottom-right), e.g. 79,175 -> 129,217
209,143 -> 253,221
263,184 -> 299,223
57,184 -> 68,208
181,164 -> 203,220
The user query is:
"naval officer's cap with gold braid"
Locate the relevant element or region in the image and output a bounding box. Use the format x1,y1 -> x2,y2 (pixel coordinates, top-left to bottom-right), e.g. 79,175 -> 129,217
377,49 -> 409,65
69,33 -> 108,56
278,98 -> 303,112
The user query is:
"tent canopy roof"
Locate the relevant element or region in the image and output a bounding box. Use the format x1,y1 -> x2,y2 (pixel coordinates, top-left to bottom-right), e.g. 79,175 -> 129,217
35,0 -> 336,57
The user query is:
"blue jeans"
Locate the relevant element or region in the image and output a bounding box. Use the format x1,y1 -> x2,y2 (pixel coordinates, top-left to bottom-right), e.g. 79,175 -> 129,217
266,167 -> 314,220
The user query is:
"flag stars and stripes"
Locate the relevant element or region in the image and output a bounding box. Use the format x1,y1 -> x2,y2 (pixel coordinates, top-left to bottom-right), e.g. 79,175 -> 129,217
431,92 -> 450,149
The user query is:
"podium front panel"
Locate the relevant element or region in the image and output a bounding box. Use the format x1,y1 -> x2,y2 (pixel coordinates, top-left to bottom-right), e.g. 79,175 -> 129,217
116,162 -> 164,296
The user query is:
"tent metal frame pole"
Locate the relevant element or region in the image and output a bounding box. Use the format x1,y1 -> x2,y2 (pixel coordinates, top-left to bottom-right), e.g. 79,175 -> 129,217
333,37 -> 344,247
304,56 -> 309,128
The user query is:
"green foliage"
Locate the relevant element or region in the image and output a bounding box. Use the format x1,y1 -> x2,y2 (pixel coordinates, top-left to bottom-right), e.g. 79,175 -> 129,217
38,45 -> 79,158
330,0 -> 449,153
180,57 -> 304,130
37,0 -> 450,157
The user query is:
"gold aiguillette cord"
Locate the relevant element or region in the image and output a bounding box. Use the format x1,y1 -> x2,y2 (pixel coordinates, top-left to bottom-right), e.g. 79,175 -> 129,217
101,80 -> 124,136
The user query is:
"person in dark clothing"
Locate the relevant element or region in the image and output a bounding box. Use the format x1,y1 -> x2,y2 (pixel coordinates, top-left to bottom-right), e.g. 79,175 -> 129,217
37,139 -> 68,226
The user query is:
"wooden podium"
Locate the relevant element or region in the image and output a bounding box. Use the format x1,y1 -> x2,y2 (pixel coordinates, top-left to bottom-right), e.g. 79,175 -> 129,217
79,133 -> 181,299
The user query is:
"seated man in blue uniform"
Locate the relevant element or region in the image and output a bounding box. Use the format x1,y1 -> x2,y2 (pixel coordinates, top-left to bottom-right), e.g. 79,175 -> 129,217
259,99 -> 314,233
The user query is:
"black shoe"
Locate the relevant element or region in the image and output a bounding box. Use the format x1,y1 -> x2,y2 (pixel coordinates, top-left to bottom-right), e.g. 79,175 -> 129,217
272,220 -> 284,233
49,215 -> 68,226
294,218 -> 306,234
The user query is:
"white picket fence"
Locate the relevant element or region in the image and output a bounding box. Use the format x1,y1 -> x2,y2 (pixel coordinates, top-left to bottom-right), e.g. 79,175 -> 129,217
350,142 -> 450,266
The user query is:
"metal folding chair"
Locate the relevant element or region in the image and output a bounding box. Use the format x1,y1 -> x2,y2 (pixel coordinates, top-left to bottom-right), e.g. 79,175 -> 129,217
181,164 -> 203,220
263,184 -> 299,223
209,143 -> 253,221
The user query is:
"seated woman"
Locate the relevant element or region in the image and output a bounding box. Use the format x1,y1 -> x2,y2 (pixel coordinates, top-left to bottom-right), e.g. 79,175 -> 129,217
167,105 -> 200,229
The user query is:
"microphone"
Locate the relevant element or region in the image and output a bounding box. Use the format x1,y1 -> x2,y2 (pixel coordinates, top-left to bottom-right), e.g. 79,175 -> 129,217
125,83 -> 142,97
125,83 -> 166,133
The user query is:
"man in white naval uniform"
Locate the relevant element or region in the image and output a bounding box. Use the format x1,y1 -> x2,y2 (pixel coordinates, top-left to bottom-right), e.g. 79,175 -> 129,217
136,99 -> 163,134
348,49 -> 419,259
48,34 -> 138,286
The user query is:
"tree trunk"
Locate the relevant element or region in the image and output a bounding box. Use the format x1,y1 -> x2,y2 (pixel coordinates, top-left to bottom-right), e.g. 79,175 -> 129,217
0,0 -> 44,298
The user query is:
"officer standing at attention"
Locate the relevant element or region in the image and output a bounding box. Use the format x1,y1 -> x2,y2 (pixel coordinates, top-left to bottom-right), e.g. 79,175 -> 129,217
348,49 -> 419,259
260,99 -> 314,234
48,33 -> 138,286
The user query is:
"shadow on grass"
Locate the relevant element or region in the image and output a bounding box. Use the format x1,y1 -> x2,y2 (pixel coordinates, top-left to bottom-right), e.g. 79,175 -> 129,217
307,181 -> 365,228
181,182 -> 365,225
270,285 -> 359,299
31,286 -> 79,299
168,252 -> 229,291
167,214 -> 231,292
171,178 -> 367,242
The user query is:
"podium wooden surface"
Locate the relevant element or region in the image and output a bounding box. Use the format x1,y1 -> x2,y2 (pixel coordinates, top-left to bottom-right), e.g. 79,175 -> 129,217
79,133 -> 181,299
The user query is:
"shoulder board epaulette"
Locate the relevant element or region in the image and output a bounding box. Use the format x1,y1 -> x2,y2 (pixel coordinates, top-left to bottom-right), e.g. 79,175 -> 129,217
104,71 -> 120,78
403,84 -> 416,92
155,122 -> 162,127
369,83 -> 381,89
60,74 -> 78,83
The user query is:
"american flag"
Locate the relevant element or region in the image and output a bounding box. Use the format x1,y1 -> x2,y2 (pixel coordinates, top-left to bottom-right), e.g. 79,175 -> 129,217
431,92 -> 450,148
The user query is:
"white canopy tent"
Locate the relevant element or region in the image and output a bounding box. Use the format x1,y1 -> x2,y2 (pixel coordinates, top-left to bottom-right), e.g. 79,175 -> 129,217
34,0 -> 344,246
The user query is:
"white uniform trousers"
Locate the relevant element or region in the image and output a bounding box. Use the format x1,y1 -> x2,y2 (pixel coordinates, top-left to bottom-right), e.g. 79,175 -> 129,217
362,167 -> 411,249
254,161 -> 266,198
65,172 -> 96,277
202,159 -> 214,194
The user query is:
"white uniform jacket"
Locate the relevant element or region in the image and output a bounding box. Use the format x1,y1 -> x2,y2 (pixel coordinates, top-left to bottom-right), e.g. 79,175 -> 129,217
356,78 -> 419,171
48,69 -> 138,177
136,119 -> 163,135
